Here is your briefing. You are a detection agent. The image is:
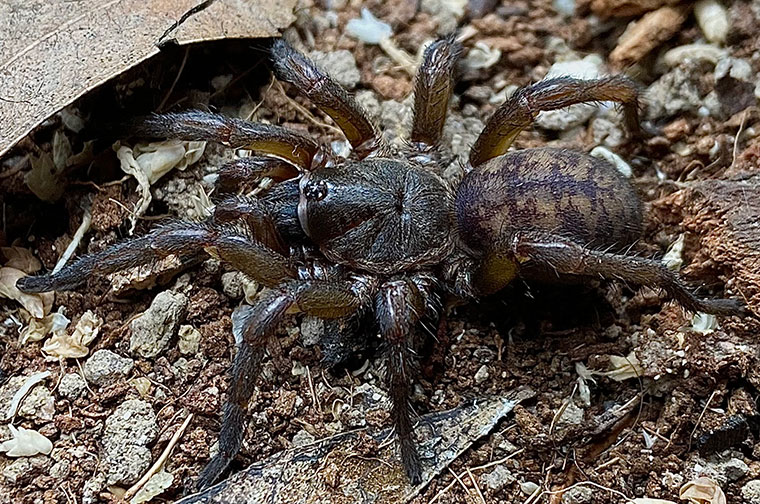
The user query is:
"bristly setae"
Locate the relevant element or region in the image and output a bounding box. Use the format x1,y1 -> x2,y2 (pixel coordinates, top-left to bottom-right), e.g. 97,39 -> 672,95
17,35 -> 746,489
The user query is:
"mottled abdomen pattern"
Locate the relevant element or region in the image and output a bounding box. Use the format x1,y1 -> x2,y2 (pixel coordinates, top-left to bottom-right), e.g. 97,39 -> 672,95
456,148 -> 643,252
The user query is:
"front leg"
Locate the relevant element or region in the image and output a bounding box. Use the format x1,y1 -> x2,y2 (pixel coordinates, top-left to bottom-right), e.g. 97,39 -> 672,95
17,221 -> 297,293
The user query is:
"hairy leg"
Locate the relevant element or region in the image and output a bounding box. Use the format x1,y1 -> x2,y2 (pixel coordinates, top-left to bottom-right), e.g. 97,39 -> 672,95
199,275 -> 375,489
214,156 -> 299,193
270,39 -> 382,159
375,274 -> 438,484
511,231 -> 746,316
132,110 -> 323,169
410,35 -> 463,156
213,196 -> 288,255
17,222 -> 296,293
469,76 -> 641,167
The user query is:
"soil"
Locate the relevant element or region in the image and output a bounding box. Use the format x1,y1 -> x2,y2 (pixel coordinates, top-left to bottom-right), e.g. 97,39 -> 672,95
1,1 -> 759,503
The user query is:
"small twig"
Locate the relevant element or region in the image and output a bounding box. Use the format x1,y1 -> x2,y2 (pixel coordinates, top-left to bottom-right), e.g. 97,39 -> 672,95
52,206 -> 92,274
594,456 -> 621,471
549,382 -> 577,437
467,467 -> 487,504
731,108 -> 750,168
123,412 -> 194,501
448,466 -> 470,499
689,389 -> 718,450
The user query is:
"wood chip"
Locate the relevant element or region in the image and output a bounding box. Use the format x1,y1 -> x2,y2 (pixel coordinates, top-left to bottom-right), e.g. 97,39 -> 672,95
609,4 -> 690,68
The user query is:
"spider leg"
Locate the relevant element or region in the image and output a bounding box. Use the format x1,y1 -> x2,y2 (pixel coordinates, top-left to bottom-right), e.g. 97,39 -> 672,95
376,274 -> 438,484
270,39 -> 383,159
214,156 -> 299,194
131,110 -> 322,169
198,276 -> 375,489
510,230 -> 746,316
213,196 -> 288,255
469,76 -> 642,167
16,222 -> 296,293
410,35 -> 463,156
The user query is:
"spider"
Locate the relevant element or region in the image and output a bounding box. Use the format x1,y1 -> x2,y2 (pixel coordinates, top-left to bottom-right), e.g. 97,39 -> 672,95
17,36 -> 745,489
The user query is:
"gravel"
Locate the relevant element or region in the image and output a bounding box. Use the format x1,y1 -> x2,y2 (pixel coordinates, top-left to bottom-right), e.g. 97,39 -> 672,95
130,290 -> 188,359
742,480 -> 760,504
308,50 -> 361,89
177,324 -> 201,355
102,399 -> 158,485
58,372 -> 87,400
83,349 -> 134,386
480,465 -> 516,491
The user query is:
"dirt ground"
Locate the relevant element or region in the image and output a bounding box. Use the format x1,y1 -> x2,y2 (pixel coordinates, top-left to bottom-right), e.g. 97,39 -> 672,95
1,0 -> 760,503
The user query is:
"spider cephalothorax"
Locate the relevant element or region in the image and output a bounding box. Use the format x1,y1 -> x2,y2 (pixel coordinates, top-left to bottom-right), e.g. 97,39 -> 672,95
17,36 -> 745,489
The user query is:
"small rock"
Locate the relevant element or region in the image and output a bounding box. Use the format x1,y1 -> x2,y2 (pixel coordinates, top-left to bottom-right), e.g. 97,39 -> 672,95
719,456 -> 750,482
301,316 -> 324,346
536,56 -> 602,130
178,325 -> 201,355
562,486 -> 593,503
742,480 -> 760,504
480,465 -> 516,491
714,57 -> 757,117
474,365 -> 490,384
292,429 -> 316,447
379,98 -> 413,146
421,0 -> 466,34
130,290 -> 188,359
647,63 -> 707,120
309,50 -> 361,89
520,481 -> 540,495
82,473 -> 106,504
102,399 -> 158,485
49,459 -> 71,480
58,372 -> 87,400
557,401 -> 584,427
591,116 -> 626,148
83,350 -> 134,386
2,455 -> 51,485
220,271 -> 244,299
17,383 -> 55,421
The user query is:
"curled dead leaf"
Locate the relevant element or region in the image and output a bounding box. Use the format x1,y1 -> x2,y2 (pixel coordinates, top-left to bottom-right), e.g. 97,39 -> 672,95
42,310 -> 103,359
114,140 -> 206,231
679,477 -> 726,504
0,267 -> 54,318
1,247 -> 42,274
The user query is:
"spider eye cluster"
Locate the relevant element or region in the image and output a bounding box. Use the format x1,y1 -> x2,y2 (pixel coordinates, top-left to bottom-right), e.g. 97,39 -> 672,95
303,179 -> 328,201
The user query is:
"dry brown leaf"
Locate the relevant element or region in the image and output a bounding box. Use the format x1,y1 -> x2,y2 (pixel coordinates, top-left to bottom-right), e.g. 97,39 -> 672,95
1,247 -> 42,274
589,351 -> 644,381
679,477 -> 727,504
0,0 -> 297,158
0,267 -> 54,318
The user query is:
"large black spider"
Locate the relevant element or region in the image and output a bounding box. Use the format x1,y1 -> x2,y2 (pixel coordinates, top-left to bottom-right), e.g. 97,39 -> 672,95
17,36 -> 745,488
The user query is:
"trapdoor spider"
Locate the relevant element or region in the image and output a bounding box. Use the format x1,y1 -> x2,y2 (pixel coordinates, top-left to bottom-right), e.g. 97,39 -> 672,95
17,36 -> 745,488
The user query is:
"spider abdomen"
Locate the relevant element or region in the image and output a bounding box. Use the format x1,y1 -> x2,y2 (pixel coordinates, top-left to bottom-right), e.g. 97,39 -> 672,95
455,147 -> 643,252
